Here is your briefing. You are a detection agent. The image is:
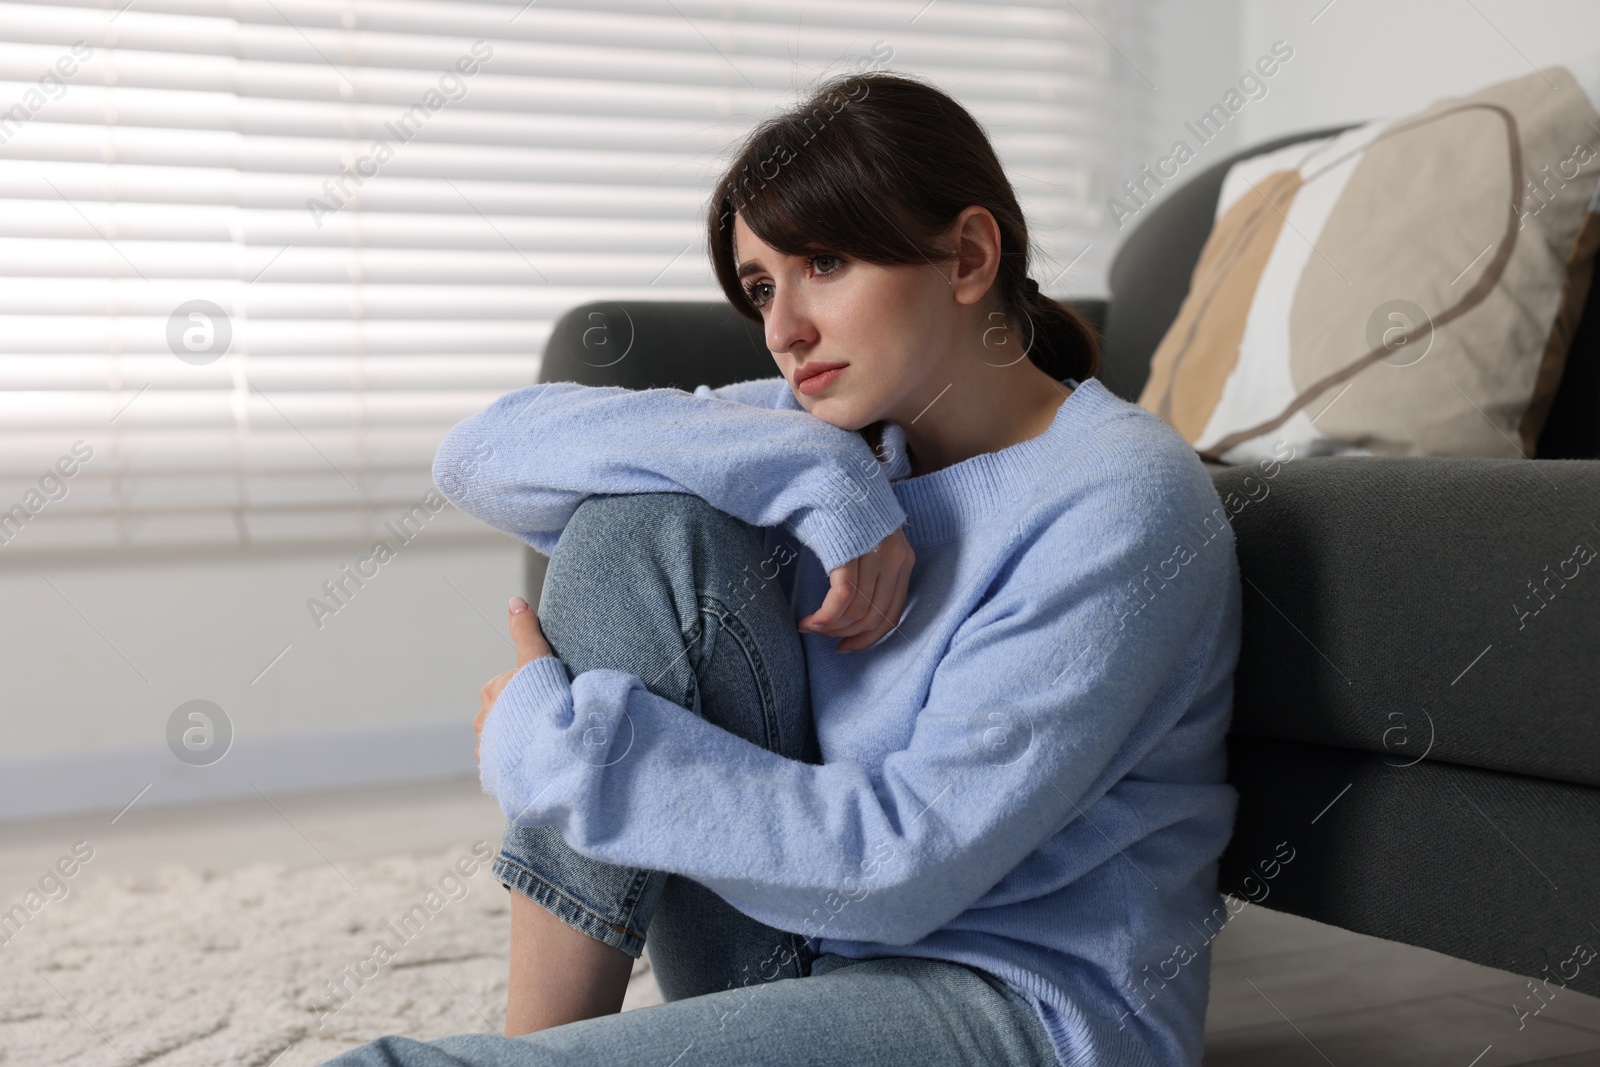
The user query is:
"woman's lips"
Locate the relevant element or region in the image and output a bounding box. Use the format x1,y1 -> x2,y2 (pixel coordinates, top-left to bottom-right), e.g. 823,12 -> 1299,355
797,365 -> 846,395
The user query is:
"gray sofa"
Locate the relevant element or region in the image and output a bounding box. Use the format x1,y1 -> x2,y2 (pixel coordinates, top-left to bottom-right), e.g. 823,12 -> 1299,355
521,124 -> 1600,998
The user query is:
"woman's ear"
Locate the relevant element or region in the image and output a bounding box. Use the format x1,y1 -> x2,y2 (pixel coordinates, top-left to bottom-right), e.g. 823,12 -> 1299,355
947,206 -> 1003,308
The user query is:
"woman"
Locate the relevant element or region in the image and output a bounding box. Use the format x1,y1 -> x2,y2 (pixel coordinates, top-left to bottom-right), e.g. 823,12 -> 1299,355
325,70 -> 1241,1067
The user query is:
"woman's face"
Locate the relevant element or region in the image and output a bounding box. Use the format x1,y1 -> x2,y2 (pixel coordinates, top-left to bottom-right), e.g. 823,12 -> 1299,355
732,212 -> 953,432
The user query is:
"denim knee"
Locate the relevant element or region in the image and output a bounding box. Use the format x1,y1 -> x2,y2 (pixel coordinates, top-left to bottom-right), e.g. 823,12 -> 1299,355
551,491 -> 759,576
538,491 -> 800,700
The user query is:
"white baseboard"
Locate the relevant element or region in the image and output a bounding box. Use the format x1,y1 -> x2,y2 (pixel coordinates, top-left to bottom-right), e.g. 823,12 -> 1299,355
0,721 -> 479,823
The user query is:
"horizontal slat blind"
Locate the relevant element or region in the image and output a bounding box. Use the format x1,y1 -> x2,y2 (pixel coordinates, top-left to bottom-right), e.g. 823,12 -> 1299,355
0,0 -> 1120,559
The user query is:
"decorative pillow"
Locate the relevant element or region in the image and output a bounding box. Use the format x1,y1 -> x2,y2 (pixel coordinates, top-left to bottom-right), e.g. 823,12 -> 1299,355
1138,53 -> 1600,463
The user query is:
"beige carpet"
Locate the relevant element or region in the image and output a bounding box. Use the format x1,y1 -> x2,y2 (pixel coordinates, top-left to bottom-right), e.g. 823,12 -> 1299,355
0,841 -> 661,1066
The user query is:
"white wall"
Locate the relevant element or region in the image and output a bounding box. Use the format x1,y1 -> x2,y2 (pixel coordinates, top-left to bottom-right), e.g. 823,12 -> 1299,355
1143,0 -> 1248,166
0,536 -> 525,820
1237,0 -> 1600,147
1079,0 -> 1244,296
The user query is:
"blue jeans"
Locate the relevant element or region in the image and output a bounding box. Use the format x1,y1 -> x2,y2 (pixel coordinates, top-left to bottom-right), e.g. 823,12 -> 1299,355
321,492 -> 1061,1066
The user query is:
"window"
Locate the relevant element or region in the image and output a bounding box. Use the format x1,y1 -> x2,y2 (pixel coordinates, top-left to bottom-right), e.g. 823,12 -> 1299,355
0,0 -> 1131,558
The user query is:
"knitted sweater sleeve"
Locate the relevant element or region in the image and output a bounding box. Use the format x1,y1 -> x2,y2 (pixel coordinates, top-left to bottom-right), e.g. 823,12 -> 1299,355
476,463 -> 1235,945
430,376 -> 905,574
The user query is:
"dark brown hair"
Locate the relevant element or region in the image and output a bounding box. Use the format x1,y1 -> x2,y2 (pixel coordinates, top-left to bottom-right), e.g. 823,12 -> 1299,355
707,69 -> 1101,393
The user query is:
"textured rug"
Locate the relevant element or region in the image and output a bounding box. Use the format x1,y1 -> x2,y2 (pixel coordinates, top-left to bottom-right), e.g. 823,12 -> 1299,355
0,840 -> 661,1066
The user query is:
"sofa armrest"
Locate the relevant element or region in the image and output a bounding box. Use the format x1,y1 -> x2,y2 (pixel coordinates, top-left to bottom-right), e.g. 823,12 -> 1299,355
1210,455 -> 1600,788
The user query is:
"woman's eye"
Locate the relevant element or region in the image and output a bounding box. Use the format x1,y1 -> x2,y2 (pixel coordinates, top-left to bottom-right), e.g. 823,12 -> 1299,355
742,254 -> 842,309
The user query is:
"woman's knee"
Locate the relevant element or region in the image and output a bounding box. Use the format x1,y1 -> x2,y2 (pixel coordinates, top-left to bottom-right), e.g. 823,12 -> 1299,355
539,492 -> 811,753
537,492 -> 763,666
543,491 -> 776,638
555,492 -> 748,568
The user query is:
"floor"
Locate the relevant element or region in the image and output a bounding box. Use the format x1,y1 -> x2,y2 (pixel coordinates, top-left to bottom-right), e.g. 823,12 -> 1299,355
3,775 -> 1596,1066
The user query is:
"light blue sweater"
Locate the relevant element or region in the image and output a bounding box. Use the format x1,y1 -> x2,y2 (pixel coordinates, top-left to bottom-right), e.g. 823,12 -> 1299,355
433,373 -> 1243,1067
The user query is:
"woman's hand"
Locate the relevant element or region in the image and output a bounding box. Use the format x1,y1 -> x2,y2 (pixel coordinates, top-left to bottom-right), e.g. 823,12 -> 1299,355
476,595 -> 555,763
798,527 -> 914,653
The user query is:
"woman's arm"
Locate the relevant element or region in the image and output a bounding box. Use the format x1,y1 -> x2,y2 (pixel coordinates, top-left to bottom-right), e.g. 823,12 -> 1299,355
476,465 -> 1241,945
431,376 -> 905,573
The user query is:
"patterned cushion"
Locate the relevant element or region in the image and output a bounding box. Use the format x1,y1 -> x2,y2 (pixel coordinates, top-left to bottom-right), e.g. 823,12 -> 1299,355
1138,54 -> 1600,463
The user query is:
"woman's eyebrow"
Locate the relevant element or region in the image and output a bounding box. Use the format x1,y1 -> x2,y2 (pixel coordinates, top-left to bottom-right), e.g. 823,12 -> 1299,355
738,248 -> 826,277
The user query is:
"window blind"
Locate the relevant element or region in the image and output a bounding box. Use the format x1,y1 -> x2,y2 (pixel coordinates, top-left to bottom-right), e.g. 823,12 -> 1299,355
0,0 -> 1128,560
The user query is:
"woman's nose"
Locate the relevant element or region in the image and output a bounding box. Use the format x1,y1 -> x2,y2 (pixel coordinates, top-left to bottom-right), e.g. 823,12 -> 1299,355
764,289 -> 816,356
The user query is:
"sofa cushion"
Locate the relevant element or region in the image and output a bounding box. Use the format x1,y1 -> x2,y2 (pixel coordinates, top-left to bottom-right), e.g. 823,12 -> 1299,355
1210,456 -> 1600,790
1137,54 -> 1600,464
